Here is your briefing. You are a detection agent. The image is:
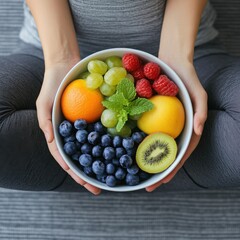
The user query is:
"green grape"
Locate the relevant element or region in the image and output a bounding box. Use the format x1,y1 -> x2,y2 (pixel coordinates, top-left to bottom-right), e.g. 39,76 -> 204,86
86,73 -> 103,89
101,109 -> 118,128
105,56 -> 123,69
88,60 -> 108,75
129,113 -> 142,120
104,67 -> 127,86
126,73 -> 135,83
107,125 -> 132,137
78,71 -> 90,79
99,82 -> 116,96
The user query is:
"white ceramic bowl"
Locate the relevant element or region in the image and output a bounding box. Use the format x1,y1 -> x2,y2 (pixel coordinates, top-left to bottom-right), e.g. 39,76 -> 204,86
52,48 -> 193,192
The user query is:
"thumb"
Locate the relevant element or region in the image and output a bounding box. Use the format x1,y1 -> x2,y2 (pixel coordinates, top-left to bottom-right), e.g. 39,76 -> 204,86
36,99 -> 54,143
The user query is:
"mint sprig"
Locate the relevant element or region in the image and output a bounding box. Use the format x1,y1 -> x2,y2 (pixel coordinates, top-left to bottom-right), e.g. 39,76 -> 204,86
102,78 -> 153,132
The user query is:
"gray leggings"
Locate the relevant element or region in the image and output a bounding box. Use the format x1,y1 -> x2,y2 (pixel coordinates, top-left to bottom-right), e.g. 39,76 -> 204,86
0,46 -> 240,192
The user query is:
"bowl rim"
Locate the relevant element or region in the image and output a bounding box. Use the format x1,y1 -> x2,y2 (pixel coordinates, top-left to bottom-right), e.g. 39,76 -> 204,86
52,47 -> 193,192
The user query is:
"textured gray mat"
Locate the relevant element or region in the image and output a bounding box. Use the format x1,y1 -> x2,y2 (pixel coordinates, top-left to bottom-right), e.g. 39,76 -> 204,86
1,188 -> 240,240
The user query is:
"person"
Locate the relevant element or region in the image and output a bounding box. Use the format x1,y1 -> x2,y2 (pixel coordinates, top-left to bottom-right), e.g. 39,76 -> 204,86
0,0 -> 239,195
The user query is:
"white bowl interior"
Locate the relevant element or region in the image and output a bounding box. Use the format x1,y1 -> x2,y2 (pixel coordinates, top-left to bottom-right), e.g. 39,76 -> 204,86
52,48 -> 193,192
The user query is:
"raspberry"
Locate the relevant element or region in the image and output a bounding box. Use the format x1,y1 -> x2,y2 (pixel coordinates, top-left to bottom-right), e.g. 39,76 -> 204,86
136,78 -> 153,98
152,75 -> 179,96
143,62 -> 161,80
132,67 -> 145,80
122,53 -> 141,72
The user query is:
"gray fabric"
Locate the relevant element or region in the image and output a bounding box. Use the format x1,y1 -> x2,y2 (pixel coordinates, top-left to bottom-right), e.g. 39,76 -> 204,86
19,0 -> 219,59
1,187 -> 240,240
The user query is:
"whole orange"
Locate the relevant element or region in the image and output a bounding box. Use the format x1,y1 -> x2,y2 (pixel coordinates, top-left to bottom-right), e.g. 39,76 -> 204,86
137,95 -> 185,138
61,79 -> 104,123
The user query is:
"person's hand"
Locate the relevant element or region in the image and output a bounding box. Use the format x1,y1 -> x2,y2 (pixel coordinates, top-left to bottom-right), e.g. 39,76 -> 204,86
146,60 -> 208,192
36,59 -> 101,195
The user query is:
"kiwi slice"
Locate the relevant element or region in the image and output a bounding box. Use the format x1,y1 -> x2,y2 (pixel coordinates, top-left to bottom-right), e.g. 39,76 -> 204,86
136,132 -> 177,174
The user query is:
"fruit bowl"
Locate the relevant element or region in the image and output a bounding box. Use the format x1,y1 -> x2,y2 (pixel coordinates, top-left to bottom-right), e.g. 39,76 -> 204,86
52,48 -> 193,192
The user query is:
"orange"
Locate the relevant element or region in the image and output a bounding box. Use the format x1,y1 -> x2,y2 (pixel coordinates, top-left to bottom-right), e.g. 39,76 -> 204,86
61,79 -> 104,123
137,95 -> 185,139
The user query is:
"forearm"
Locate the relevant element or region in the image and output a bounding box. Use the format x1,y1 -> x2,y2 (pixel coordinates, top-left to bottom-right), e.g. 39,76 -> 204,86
26,0 -> 80,68
159,0 -> 207,64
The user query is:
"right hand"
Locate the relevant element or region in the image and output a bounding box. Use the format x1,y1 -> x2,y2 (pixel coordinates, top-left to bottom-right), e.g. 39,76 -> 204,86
36,59 -> 101,195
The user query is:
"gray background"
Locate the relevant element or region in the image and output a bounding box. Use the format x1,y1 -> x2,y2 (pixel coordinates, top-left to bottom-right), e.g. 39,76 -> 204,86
0,0 -> 240,239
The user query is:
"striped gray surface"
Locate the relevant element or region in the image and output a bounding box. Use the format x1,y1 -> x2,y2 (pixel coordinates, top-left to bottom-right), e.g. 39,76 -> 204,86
1,188 -> 240,240
0,1 -> 240,240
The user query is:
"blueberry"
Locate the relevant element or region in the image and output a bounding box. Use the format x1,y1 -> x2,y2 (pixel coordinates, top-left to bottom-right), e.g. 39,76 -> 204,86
106,163 -> 116,175
126,148 -> 136,157
72,151 -> 81,161
122,138 -> 135,150
113,136 -> 122,147
119,154 -> 133,168
104,158 -> 112,165
92,160 -> 105,175
131,132 -> 144,143
106,175 -> 117,187
75,141 -> 82,150
94,121 -> 106,134
115,147 -> 126,159
139,171 -> 152,180
92,145 -> 103,158
103,147 -> 115,160
127,164 -> 139,175
101,134 -> 112,147
112,159 -> 120,166
125,173 -> 140,186
88,131 -> 100,145
59,120 -> 73,137
115,167 -> 126,180
96,174 -> 107,183
79,154 -> 93,167
81,143 -> 92,154
83,166 -> 94,176
76,130 -> 88,143
64,134 -> 76,143
74,119 -> 87,130
63,142 -> 77,155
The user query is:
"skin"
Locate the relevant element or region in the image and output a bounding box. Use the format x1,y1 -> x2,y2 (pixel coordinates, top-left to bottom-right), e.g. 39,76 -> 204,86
26,0 -> 208,194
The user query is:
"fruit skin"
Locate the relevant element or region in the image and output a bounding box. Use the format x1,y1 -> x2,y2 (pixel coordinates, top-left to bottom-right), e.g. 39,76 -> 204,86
59,120 -> 73,137
61,79 -> 104,123
125,173 -> 140,186
152,75 -> 179,96
137,95 -> 185,138
132,67 -> 145,80
143,62 -> 161,80
135,78 -> 153,98
136,132 -> 177,174
122,53 -> 141,72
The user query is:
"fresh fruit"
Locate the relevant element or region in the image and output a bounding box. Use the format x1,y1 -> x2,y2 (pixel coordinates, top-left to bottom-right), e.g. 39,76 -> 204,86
137,95 -> 185,138
99,82 -> 116,96
101,109 -> 118,128
125,73 -> 135,82
122,53 -> 141,72
107,125 -> 132,137
74,119 -> 87,130
87,60 -> 108,75
101,134 -> 112,147
79,154 -> 93,167
136,132 -> 177,174
125,173 -> 140,186
92,160 -> 105,175
119,154 -> 133,168
132,67 -> 145,80
78,71 -> 90,79
76,129 -> 88,143
135,78 -> 153,98
63,142 -> 77,155
61,79 -> 104,123
59,120 -> 73,137
106,175 -> 117,187
105,56 -> 123,68
152,75 -> 179,96
88,131 -> 100,145
86,73 -> 103,89
143,62 -> 161,80
104,67 -> 127,86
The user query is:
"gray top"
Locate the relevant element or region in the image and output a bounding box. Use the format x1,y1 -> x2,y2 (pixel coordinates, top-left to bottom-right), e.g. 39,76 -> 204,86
19,0 -> 219,59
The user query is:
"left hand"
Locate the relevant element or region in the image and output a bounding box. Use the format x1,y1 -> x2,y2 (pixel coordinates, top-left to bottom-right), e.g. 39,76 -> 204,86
146,60 -> 208,192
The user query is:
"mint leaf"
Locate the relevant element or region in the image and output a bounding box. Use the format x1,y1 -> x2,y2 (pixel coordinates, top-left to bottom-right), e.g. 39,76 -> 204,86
116,109 -> 128,132
116,78 -> 136,101
108,92 -> 129,106
102,100 -> 122,112
128,98 -> 154,116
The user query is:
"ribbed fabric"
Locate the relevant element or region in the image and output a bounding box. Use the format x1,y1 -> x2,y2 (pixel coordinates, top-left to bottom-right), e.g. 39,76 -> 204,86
1,188 -> 240,239
19,0 -> 219,58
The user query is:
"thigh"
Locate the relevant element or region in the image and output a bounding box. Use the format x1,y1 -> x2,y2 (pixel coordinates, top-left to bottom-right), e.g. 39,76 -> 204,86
184,53 -> 240,188
0,54 -> 67,191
